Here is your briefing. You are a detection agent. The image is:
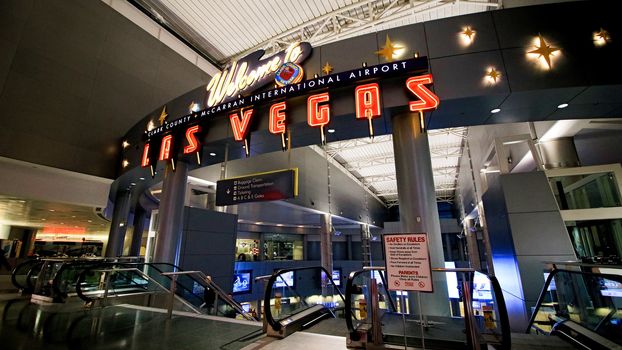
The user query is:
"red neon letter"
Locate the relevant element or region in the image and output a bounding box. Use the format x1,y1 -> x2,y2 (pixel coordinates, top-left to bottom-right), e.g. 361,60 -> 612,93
269,102 -> 287,135
307,93 -> 330,127
406,74 -> 440,112
184,125 -> 201,154
159,135 -> 173,161
229,109 -> 254,141
355,83 -> 381,119
141,143 -> 150,167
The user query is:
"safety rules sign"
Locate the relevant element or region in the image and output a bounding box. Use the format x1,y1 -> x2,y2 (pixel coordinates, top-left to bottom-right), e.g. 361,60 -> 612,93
383,233 -> 434,292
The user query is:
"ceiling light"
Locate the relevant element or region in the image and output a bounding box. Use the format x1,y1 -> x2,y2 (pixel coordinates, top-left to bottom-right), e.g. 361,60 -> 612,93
130,182 -> 136,186
491,108 -> 501,114
209,152 -> 216,156
557,103 -> 569,109
49,209 -> 55,212
60,222 -> 64,225
122,140 -> 130,149
139,177 -> 145,181
88,220 -> 92,223
41,218 -> 46,221
328,129 -> 336,133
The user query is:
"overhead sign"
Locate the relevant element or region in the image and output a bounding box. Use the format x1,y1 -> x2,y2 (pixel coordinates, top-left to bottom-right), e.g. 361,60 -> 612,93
383,233 -> 433,292
215,169 -> 298,206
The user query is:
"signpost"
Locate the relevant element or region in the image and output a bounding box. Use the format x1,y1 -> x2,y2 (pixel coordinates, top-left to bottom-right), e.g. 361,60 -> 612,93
383,233 -> 433,292
216,168 -> 298,206
383,233 -> 433,349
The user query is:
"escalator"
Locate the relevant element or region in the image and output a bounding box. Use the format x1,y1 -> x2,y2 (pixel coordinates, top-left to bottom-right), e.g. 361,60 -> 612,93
10,257 -> 257,322
344,266 -> 512,349
262,266 -> 348,338
526,262 -> 622,349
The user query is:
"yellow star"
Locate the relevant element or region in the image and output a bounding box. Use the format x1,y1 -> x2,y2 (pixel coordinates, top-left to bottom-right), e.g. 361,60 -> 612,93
462,26 -> 476,41
486,67 -> 501,83
189,101 -> 198,112
322,62 -> 333,75
375,35 -> 404,62
158,106 -> 168,125
594,28 -> 610,46
527,34 -> 560,69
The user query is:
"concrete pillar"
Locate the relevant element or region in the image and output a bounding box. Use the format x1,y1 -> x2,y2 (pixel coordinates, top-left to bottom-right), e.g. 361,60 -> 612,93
539,137 -> 580,169
153,162 -> 188,266
392,111 -> 450,316
129,206 -> 148,257
105,190 -> 132,257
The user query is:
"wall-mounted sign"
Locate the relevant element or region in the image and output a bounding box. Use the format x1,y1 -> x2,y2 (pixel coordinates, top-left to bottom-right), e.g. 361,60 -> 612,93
215,168 -> 298,206
205,42 -> 312,108
140,57 -> 439,171
383,233 -> 433,292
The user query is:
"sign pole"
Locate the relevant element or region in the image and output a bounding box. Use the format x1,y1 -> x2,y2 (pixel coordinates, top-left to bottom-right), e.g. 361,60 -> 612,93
418,291 -> 426,350
401,292 -> 408,350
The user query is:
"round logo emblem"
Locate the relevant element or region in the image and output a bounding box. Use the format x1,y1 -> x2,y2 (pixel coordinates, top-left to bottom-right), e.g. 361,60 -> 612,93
275,62 -> 304,86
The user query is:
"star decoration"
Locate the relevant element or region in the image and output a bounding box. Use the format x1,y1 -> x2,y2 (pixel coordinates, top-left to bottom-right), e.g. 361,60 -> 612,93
486,67 -> 501,83
322,62 -> 333,75
375,35 -> 404,61
158,106 -> 168,125
528,34 -> 560,69
462,26 -> 476,41
189,101 -> 198,112
594,28 -> 610,46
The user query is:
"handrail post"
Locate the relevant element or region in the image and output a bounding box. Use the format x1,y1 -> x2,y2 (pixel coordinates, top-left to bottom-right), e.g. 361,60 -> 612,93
369,278 -> 383,346
462,272 -> 481,350
167,274 -> 177,319
102,271 -> 111,306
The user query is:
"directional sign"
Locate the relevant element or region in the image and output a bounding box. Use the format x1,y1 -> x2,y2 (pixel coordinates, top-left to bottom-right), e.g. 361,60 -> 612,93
383,233 -> 433,292
216,169 -> 298,206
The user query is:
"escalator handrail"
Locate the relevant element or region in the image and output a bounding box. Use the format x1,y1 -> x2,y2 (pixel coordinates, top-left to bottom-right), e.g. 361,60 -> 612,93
487,274 -> 511,350
50,259 -> 104,299
525,267 -> 622,334
344,267 -> 397,340
75,262 -> 152,302
263,266 -> 347,332
10,258 -> 41,290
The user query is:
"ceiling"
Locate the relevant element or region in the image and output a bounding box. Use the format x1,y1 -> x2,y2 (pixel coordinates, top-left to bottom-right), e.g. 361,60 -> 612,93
131,0 -> 501,64
325,127 -> 467,206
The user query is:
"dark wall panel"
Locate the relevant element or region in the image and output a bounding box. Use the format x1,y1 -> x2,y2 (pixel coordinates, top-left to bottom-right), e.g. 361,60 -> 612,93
0,0 -> 211,178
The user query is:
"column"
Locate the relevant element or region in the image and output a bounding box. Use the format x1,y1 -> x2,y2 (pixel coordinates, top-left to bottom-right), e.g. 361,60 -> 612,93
392,111 -> 450,316
105,190 -> 132,257
129,206 -> 148,257
153,162 -> 188,266
320,213 -> 333,296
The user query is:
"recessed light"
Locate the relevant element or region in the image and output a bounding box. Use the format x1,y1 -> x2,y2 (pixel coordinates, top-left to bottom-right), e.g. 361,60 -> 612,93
557,103 -> 569,109
49,209 -> 55,212
60,222 -> 64,225
328,129 -> 336,133
139,177 -> 145,181
491,108 -> 501,114
209,152 -> 216,156
71,216 -> 76,218
41,218 -> 46,221
130,182 -> 136,186
88,220 -> 92,223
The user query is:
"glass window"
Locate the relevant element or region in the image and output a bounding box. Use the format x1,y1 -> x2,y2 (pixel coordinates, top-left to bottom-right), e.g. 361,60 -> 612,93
264,234 -> 303,260
549,172 -> 622,210
566,219 -> 622,261
235,239 -> 259,261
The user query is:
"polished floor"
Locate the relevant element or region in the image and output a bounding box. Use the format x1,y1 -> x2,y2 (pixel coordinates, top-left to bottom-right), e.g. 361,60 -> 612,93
0,295 -> 262,350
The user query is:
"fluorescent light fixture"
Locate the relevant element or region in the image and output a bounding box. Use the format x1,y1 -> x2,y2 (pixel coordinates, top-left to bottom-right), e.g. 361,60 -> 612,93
491,108 -> 501,114
328,129 -> 336,133
557,103 -> 569,109
209,152 -> 216,156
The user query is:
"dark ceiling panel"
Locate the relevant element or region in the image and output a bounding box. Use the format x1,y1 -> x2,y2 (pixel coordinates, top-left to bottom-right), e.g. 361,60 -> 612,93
425,11 -> 499,59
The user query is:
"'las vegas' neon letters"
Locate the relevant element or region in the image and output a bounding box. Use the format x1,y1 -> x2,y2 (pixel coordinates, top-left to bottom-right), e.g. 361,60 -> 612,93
269,102 -> 287,135
355,83 -> 381,120
229,109 -> 254,141
405,74 -> 439,112
183,125 -> 201,154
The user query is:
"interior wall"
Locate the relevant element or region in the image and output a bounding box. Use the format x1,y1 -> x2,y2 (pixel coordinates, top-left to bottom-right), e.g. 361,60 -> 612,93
0,0 -> 211,178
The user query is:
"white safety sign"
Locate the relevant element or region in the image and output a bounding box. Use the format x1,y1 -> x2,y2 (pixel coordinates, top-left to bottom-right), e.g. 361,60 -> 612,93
383,233 -> 433,292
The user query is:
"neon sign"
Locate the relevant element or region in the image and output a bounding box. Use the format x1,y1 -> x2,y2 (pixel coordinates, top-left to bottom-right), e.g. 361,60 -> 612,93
141,58 -> 439,171
205,42 -> 312,107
